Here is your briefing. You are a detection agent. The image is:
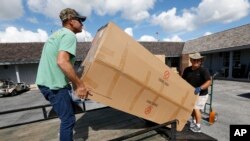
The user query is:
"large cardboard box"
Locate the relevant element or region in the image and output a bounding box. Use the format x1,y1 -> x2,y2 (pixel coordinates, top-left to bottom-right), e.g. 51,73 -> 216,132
80,22 -> 196,131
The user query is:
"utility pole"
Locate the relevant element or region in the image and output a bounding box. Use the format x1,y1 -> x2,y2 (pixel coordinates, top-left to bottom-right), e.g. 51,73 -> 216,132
156,32 -> 159,41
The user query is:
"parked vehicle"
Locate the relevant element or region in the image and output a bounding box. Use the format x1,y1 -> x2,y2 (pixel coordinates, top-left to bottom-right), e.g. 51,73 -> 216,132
0,80 -> 30,97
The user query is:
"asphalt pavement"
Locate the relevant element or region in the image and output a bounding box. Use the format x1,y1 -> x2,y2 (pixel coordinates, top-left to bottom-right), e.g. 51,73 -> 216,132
201,80 -> 250,141
0,80 -> 249,141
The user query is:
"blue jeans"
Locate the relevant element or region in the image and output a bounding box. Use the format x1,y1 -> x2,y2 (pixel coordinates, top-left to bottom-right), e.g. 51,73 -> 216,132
38,85 -> 76,141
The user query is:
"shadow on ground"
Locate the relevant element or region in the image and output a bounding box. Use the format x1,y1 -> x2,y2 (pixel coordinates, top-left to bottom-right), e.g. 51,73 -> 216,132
73,108 -> 148,140
238,93 -> 250,99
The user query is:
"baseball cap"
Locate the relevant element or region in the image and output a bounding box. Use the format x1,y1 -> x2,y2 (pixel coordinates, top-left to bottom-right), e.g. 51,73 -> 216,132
59,8 -> 86,22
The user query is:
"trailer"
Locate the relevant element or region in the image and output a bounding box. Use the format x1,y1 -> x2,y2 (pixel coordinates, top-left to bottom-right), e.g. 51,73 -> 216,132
0,105 -> 217,141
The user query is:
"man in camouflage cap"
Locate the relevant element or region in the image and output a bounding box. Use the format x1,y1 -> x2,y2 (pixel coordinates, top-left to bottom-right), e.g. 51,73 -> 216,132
59,8 -> 86,23
36,8 -> 90,141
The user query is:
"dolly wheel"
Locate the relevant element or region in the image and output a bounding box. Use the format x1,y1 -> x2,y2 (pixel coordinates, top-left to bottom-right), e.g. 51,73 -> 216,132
214,113 -> 218,122
209,111 -> 218,124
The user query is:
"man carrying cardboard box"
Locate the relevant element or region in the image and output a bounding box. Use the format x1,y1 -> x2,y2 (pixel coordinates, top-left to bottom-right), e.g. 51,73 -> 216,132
36,8 -> 90,141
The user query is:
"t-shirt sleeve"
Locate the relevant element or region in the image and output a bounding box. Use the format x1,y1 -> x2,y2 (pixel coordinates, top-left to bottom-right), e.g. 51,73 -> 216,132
182,68 -> 187,79
202,68 -> 211,81
59,34 -> 77,56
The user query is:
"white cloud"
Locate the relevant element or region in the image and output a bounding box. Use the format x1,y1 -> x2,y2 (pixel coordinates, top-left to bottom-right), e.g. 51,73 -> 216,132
138,35 -> 157,41
27,0 -> 93,20
151,8 -> 195,32
76,30 -> 93,42
0,27 -> 48,43
0,26 -> 93,43
93,0 -> 155,22
151,0 -> 250,32
0,0 -> 24,20
163,35 -> 183,42
124,27 -> 133,37
27,0 -> 156,23
204,32 -> 212,36
92,0 -> 127,16
197,0 -> 250,23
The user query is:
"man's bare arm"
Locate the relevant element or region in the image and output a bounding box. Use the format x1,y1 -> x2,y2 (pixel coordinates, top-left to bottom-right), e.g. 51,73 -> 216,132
201,80 -> 211,90
57,51 -> 88,99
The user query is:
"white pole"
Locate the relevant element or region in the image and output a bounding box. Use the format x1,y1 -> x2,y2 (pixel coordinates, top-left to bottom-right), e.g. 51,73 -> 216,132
15,65 -> 20,83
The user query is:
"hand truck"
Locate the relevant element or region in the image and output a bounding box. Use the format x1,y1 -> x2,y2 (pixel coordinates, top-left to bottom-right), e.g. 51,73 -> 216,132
203,72 -> 218,125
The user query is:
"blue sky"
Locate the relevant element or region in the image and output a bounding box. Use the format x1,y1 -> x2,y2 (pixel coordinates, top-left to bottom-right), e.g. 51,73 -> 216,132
0,0 -> 250,42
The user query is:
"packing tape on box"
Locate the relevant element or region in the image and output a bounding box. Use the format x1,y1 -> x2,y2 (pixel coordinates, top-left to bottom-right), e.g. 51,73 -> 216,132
129,71 -> 152,111
100,46 -> 114,57
129,87 -> 144,111
84,76 -> 98,89
106,71 -> 120,97
119,46 -> 128,71
88,89 -> 112,100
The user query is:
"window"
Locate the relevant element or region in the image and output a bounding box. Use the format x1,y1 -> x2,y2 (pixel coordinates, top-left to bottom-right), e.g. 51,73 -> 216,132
3,65 -> 9,69
222,52 -> 229,67
233,51 -> 241,68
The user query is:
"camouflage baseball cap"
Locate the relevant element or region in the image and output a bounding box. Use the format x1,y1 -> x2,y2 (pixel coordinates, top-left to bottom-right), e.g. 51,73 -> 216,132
59,8 -> 86,22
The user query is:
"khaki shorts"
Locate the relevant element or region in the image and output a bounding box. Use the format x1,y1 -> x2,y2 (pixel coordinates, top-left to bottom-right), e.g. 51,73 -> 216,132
194,95 -> 209,109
